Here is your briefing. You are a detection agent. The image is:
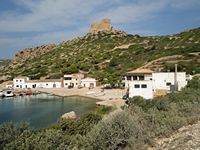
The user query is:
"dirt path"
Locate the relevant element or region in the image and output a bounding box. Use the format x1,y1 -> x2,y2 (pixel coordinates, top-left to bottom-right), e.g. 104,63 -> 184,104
141,55 -> 184,69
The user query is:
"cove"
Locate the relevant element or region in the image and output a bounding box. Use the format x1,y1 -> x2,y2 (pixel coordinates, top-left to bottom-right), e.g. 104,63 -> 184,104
0,94 -> 97,128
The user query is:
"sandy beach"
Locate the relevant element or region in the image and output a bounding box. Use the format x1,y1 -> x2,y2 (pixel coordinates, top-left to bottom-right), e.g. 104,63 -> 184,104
34,87 -> 126,108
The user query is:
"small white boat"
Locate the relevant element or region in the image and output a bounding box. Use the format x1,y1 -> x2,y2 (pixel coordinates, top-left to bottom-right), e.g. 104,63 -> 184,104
94,91 -> 105,97
86,91 -> 95,95
4,90 -> 14,97
0,90 -> 4,97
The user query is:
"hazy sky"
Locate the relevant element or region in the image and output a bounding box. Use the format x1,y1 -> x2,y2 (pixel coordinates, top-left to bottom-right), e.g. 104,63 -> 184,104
0,0 -> 200,59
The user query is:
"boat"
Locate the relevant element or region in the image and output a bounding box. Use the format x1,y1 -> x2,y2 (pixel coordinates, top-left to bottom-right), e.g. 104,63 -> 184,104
32,91 -> 41,95
14,91 -> 25,96
94,91 -> 105,97
4,90 -> 14,97
25,90 -> 32,96
0,90 -> 4,97
86,91 -> 95,95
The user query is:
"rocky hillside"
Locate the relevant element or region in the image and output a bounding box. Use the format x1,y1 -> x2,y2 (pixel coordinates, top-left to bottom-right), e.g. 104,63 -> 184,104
2,19 -> 200,83
13,44 -> 56,65
155,121 -> 200,150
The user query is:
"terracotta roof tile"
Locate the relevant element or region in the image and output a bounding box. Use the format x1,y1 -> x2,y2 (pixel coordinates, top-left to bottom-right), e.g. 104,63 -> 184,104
127,68 -> 154,74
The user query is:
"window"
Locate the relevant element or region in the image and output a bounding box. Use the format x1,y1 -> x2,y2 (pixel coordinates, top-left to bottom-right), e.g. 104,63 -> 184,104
16,80 -> 18,82
133,76 -> 137,80
139,76 -> 144,80
166,82 -> 171,86
127,76 -> 132,80
141,84 -> 147,88
76,83 -> 78,85
150,78 -> 152,80
46,83 -> 48,86
20,80 -> 22,82
64,77 -> 72,80
134,84 -> 140,88
16,85 -> 19,88
65,83 -> 68,85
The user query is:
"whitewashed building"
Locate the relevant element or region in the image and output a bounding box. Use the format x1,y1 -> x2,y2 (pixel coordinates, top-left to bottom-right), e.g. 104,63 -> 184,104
13,76 -> 63,89
63,74 -> 84,88
13,76 -> 30,89
63,74 -> 97,88
26,79 -> 63,88
152,72 -> 187,91
123,68 -> 189,99
81,77 -> 97,88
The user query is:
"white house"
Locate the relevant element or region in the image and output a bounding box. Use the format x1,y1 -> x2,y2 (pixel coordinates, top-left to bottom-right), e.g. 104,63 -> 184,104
129,80 -> 153,99
13,76 -> 29,89
80,77 -> 97,88
152,72 -> 187,91
26,79 -> 63,89
63,74 -> 98,88
63,74 -> 84,88
123,68 -> 189,99
13,76 -> 63,89
123,69 -> 154,88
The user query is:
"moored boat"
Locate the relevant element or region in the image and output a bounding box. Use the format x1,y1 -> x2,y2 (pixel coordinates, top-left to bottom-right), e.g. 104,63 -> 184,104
25,90 -> 32,95
4,90 -> 14,97
14,91 -> 25,96
0,90 -> 4,97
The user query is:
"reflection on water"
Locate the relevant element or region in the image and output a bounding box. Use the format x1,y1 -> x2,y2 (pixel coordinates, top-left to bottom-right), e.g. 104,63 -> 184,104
0,94 -> 96,128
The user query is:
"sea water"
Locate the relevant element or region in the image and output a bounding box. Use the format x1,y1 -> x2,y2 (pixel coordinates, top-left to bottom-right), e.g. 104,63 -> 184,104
0,94 -> 96,128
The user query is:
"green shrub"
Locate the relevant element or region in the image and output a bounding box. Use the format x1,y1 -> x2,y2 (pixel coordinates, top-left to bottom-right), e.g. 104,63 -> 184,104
53,113 -> 102,136
0,122 -> 29,149
187,76 -> 200,89
87,109 -> 150,150
95,105 -> 113,115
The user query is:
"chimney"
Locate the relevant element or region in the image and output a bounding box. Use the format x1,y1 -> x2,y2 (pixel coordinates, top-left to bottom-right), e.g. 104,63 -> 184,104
174,64 -> 178,91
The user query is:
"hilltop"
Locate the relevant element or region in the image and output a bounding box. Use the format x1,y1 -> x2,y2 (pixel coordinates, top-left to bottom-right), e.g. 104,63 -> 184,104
1,19 -> 200,83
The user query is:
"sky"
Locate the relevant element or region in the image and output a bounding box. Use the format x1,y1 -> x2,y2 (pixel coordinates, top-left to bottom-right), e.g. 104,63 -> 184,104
0,0 -> 200,59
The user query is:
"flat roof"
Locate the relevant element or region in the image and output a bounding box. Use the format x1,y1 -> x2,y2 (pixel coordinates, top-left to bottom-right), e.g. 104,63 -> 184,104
81,77 -> 97,81
14,76 -> 28,79
64,73 -> 84,78
26,79 -> 62,83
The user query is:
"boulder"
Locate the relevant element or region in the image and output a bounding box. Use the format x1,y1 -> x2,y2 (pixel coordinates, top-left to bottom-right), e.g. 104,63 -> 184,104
61,111 -> 76,119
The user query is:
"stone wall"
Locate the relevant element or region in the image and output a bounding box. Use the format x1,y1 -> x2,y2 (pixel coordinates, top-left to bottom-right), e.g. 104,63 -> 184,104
90,18 -> 112,34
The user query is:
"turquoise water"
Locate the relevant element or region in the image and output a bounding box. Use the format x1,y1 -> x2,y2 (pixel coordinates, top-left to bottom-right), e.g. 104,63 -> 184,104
0,94 -> 97,128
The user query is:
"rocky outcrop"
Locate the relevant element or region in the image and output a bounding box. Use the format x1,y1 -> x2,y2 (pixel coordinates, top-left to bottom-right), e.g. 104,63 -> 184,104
90,18 -> 112,34
155,121 -> 200,150
12,44 -> 56,64
61,111 -> 76,119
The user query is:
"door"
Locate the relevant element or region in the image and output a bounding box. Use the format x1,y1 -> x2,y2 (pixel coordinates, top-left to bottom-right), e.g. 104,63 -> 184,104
89,83 -> 94,88
53,83 -> 56,88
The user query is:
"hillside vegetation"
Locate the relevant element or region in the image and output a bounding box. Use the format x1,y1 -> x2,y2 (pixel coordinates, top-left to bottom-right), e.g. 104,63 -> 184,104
1,77 -> 200,149
0,59 -> 10,69
2,27 -> 200,83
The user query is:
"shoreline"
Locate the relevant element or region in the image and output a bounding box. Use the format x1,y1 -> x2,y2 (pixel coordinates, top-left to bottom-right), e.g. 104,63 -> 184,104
33,87 -> 126,109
